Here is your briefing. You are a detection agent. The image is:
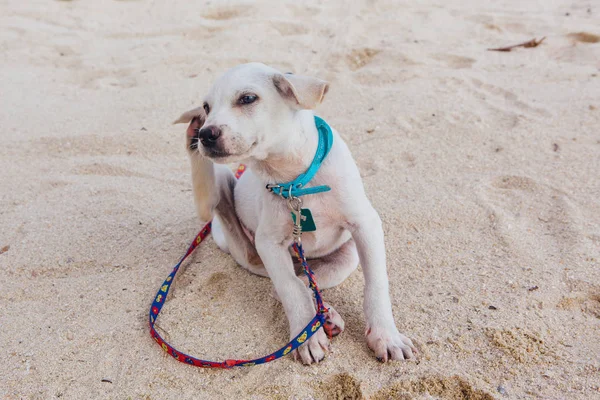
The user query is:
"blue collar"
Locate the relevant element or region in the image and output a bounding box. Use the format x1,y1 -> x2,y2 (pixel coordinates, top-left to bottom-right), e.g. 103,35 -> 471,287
266,116 -> 333,199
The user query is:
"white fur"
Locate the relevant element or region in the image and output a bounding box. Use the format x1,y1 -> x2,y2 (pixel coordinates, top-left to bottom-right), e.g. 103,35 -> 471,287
176,63 -> 416,364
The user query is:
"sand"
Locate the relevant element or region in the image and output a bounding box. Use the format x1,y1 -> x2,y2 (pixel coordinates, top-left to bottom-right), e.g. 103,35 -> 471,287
1,0 -> 599,399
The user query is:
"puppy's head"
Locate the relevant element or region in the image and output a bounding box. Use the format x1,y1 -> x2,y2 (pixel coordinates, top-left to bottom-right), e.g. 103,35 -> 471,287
175,63 -> 329,163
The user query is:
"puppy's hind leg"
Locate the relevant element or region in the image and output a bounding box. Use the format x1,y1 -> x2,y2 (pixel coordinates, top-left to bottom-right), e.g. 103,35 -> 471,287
177,109 -> 219,223
301,239 -> 359,290
211,216 -> 229,254
212,165 -> 268,277
188,152 -> 265,275
189,154 -> 219,223
305,239 -> 358,337
179,111 -> 266,275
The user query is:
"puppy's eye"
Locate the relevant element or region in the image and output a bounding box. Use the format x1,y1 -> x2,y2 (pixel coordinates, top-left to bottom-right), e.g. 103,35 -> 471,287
203,102 -> 210,114
239,94 -> 258,105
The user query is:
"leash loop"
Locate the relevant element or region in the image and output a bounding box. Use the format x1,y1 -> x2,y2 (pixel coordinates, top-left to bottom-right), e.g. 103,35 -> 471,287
149,164 -> 328,368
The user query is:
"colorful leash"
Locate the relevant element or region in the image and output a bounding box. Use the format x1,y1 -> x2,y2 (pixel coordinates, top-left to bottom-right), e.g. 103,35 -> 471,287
149,164 -> 329,368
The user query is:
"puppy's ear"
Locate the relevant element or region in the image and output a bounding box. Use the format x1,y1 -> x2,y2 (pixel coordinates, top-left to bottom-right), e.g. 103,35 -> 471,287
173,107 -> 206,138
173,106 -> 206,125
273,73 -> 329,110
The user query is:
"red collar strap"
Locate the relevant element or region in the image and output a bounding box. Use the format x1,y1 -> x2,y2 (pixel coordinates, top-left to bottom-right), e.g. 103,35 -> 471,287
149,164 -> 329,368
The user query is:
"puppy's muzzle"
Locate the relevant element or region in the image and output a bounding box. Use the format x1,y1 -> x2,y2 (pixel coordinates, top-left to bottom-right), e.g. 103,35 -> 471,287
197,126 -> 221,148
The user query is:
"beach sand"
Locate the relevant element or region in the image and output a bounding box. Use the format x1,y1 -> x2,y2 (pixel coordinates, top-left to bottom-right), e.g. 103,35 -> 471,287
1,0 -> 599,399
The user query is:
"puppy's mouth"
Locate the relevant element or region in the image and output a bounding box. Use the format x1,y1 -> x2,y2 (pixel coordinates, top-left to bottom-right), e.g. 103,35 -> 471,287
199,141 -> 257,162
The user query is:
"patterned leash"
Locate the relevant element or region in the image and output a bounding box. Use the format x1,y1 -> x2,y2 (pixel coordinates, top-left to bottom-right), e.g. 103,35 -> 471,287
149,164 -> 329,368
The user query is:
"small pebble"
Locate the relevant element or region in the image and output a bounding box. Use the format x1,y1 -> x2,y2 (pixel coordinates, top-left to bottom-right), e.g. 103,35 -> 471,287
497,385 -> 508,396
488,305 -> 498,310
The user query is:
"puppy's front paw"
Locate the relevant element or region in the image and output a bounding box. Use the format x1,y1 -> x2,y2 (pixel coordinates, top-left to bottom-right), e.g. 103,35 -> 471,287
292,328 -> 329,365
366,325 -> 417,362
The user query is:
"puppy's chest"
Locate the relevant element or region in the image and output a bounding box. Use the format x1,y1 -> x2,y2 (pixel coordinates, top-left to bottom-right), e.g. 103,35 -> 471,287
270,193 -> 343,238
234,171 -> 347,253
289,196 -> 349,253
298,196 -> 342,231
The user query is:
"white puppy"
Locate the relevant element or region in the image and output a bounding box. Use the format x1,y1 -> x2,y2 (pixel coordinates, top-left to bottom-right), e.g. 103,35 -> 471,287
175,63 -> 416,364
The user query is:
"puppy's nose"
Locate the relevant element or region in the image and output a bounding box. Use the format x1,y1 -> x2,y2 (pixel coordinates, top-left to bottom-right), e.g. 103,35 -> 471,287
198,126 -> 221,147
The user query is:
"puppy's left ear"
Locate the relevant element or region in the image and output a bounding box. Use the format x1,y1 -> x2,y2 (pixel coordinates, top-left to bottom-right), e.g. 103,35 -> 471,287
173,106 -> 207,140
173,107 -> 206,125
273,73 -> 329,110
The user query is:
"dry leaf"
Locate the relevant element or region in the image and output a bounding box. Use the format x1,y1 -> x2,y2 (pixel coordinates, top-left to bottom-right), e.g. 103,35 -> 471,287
488,37 -> 546,52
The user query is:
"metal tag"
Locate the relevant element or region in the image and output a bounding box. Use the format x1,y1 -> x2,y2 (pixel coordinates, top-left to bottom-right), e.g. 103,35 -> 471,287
291,208 -> 316,232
